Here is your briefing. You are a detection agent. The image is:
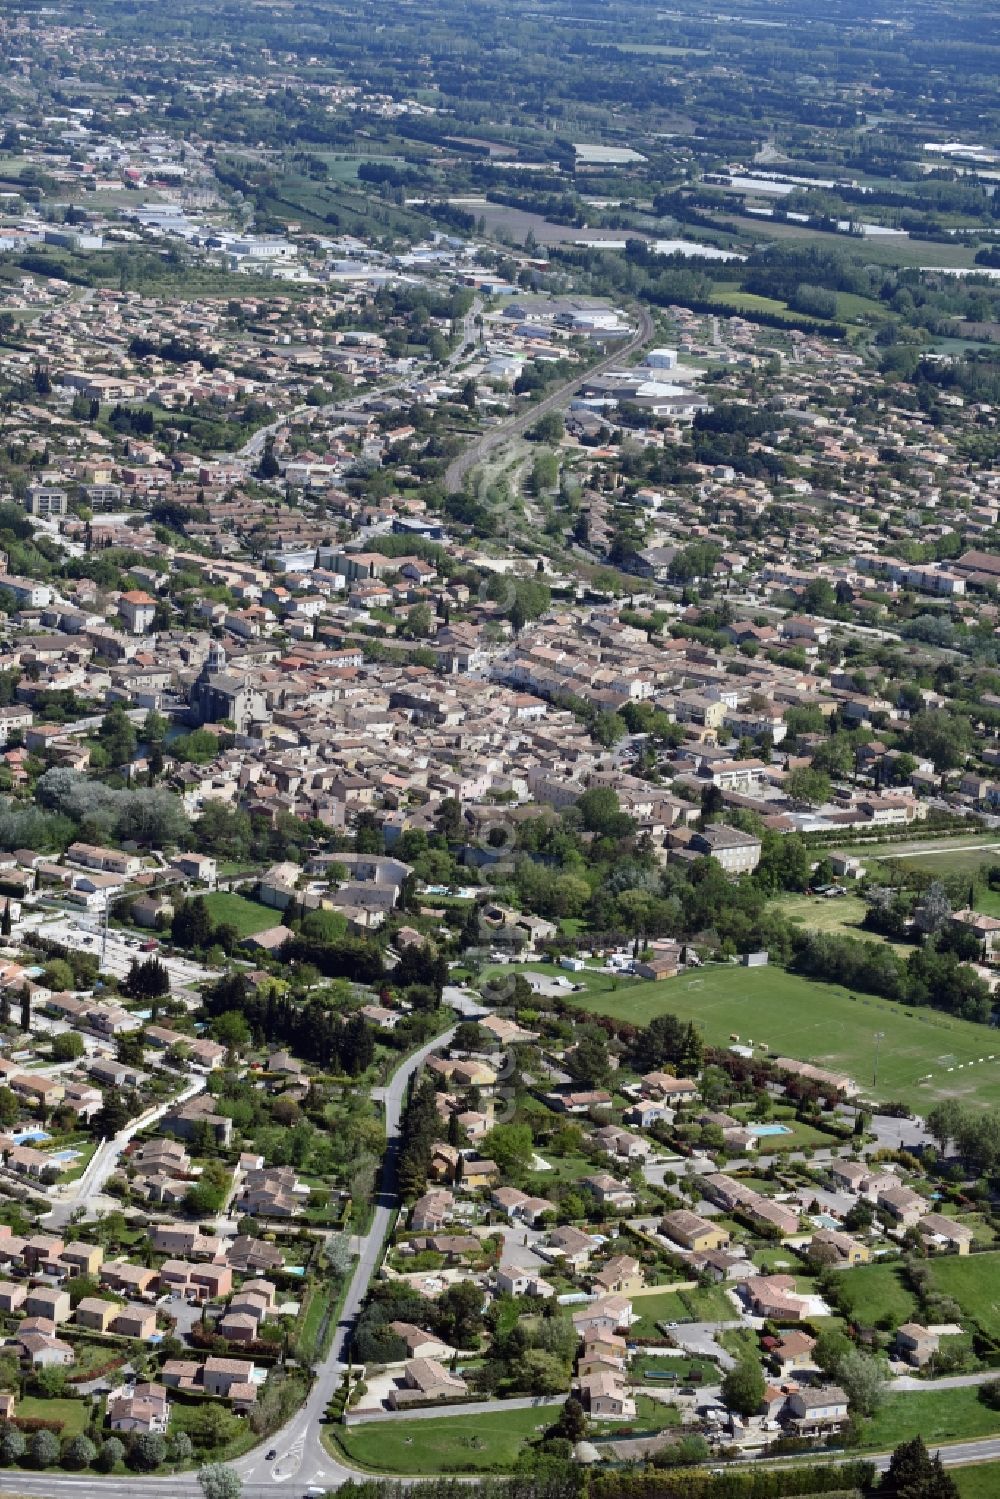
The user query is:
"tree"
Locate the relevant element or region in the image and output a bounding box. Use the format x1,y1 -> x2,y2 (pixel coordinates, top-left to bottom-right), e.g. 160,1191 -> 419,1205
172,894 -> 214,949
98,703 -> 137,767
564,1027 -> 610,1089
402,603 -> 433,640
128,1432 -> 166,1471
927,1099 -> 964,1154
42,959 -> 74,993
93,1090 -> 133,1140
198,1463 -> 243,1499
96,1436 -> 125,1472
631,1014 -> 703,1076
324,1234 -> 352,1279
837,1348 -> 887,1415
0,1426 -> 25,1464
211,1010 -> 251,1053
551,1396 -> 587,1442
720,1358 -> 765,1418
813,1328 -> 853,1378
519,1348 -> 569,1395
913,881 -> 951,937
906,711 -> 970,772
166,1431 -> 194,1465
124,956 -> 170,1000
433,1280 -> 484,1349
785,766 -> 831,806
61,1434 -> 96,1470
19,986 -> 29,1032
0,901 -> 9,939
51,1031 -> 85,1062
29,1429 -> 60,1468
576,787 -> 635,839
141,710 -> 168,744
879,1435 -> 959,1498
481,1123 -> 533,1176
258,441 -> 280,480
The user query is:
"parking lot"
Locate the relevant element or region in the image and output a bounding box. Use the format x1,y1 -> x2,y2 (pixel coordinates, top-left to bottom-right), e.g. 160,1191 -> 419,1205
30,912 -> 211,999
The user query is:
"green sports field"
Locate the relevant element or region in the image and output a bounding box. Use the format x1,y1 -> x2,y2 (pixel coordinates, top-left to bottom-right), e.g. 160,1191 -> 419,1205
555,964 -> 1000,1114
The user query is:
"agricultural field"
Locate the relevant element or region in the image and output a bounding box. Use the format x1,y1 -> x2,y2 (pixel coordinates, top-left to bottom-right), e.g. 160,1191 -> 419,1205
556,963 -> 1000,1113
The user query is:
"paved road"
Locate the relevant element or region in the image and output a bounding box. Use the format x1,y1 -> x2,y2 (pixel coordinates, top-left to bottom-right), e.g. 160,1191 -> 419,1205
443,302 -> 655,493
890,1370 -> 1000,1392
346,1394 -> 563,1427
232,1020 -> 458,1491
43,1076 -> 205,1230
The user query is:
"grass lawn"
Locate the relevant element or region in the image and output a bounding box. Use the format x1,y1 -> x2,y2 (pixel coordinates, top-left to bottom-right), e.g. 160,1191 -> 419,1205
630,1284 -> 733,1337
754,1117 -> 841,1153
630,1288 -> 690,1337
956,1461 -> 1000,1497
862,1386 -> 1000,1451
556,963 -> 1000,1114
975,888 -> 1000,918
778,892 -> 908,954
833,1262 -> 920,1330
200,891 -> 279,937
295,1280 -> 335,1361
330,1405 -> 552,1474
928,1253 -> 1000,1340
56,1139 -> 98,1183
17,1396 -> 88,1435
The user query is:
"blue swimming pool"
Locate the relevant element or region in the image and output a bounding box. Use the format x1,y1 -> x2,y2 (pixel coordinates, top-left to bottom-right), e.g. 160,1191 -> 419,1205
750,1124 -> 793,1137
12,1128 -> 50,1144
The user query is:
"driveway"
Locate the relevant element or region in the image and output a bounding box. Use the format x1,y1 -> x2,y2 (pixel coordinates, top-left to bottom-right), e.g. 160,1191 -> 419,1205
666,1320 -> 746,1372
497,1224 -> 547,1271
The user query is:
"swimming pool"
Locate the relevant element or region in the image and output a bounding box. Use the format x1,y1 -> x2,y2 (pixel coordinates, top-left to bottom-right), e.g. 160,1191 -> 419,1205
48,1149 -> 80,1163
750,1124 -> 793,1137
12,1128 -> 50,1144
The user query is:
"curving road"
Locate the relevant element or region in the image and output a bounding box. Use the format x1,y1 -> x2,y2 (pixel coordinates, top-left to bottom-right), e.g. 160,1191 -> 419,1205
444,302 -> 654,493
43,1077 -> 206,1231
230,1020 -> 457,1492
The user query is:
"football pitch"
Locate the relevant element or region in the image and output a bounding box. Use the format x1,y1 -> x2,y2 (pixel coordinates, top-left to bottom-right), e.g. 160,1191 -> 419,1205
558,964 -> 1000,1114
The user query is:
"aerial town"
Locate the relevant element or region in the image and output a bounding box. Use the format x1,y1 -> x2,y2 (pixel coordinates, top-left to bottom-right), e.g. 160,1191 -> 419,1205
0,1 -> 998,1498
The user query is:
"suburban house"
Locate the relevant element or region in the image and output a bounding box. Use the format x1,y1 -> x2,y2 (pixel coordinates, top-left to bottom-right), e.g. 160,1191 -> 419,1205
388,1357 -> 469,1409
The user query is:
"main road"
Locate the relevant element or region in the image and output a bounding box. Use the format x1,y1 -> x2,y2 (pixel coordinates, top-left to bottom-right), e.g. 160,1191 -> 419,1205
239,299 -> 481,461
443,302 -> 655,493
